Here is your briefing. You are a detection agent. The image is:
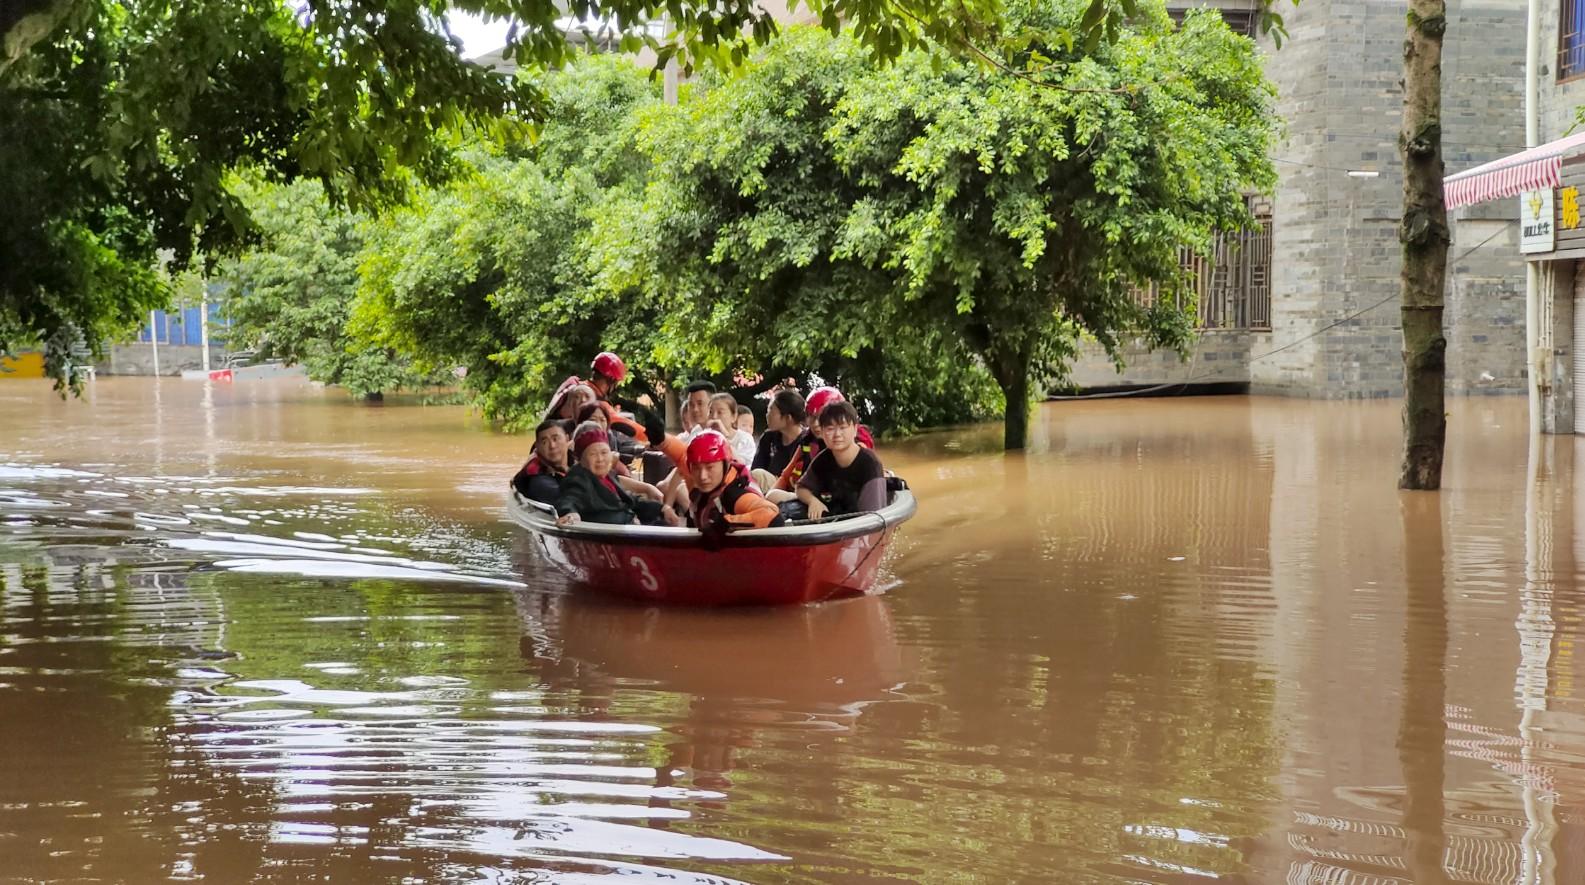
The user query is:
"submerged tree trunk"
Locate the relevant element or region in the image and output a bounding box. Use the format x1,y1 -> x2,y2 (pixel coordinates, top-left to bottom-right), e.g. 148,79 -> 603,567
1398,0 -> 1450,490
1003,371 -> 1030,450
989,346 -> 1032,450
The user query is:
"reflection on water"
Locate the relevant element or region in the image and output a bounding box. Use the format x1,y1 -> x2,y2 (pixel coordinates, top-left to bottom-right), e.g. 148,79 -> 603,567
5,378 -> 1585,880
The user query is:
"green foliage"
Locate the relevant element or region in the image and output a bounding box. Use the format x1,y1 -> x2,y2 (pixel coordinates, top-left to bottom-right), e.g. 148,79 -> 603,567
219,180 -> 444,398
352,52 -> 1006,433
4,0 -> 1280,438
352,58 -> 664,428
1,0 -> 1004,391
629,13 -> 1277,446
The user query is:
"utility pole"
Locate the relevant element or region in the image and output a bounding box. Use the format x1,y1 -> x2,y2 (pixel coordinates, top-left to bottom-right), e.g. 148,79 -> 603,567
1526,0 -> 1542,435
149,310 -> 161,377
199,299 -> 210,374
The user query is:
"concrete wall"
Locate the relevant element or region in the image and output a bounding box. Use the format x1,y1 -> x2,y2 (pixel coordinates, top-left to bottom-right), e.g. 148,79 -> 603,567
1446,211 -> 1528,396
1067,333 -> 1255,389
96,344 -> 228,377
1246,0 -> 1528,398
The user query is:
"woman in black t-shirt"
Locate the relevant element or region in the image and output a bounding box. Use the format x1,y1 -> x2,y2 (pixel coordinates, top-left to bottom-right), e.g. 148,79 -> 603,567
752,388 -> 807,478
796,402 -> 887,519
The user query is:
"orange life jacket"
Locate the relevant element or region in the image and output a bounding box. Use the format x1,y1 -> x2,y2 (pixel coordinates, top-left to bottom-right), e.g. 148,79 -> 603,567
690,463 -> 781,530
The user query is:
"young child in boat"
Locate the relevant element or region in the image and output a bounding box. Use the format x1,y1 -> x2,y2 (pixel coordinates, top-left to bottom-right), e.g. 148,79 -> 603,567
685,431 -> 783,532
707,393 -> 757,466
796,401 -> 887,520
556,422 -> 680,527
512,418 -> 572,504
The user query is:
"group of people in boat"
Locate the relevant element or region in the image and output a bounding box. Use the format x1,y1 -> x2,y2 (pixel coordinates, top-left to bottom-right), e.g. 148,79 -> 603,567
510,352 -> 889,533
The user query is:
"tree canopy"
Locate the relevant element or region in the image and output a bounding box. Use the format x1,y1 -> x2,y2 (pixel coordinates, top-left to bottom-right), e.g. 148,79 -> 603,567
627,11 -> 1277,446
218,179 -> 444,399
3,0 -> 1296,394
351,54 -> 1005,433
351,57 -> 667,427
0,0 -> 995,388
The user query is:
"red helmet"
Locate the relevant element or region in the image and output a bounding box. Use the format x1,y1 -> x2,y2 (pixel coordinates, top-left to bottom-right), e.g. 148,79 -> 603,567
805,386 -> 845,420
686,430 -> 731,467
591,352 -> 627,384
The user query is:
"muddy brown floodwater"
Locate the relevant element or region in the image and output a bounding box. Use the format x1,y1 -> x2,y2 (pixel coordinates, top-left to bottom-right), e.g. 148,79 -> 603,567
2,376 -> 1583,883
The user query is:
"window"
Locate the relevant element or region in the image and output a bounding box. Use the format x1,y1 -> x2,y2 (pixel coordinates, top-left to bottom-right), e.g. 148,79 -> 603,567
1166,7 -> 1258,38
1562,0 -> 1585,81
1130,213 -> 1273,332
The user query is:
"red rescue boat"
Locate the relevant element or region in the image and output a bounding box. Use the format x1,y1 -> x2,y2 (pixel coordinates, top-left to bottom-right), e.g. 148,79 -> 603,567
508,485 -> 917,606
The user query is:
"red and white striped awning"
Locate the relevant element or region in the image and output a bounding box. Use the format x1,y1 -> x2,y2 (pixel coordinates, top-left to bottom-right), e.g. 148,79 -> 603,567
1444,131 -> 1585,209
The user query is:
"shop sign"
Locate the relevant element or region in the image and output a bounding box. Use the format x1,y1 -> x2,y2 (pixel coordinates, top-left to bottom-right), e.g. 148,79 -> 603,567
1521,188 -> 1555,254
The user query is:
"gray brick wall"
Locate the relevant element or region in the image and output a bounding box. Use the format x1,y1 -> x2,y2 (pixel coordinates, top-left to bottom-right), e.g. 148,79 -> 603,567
1258,0 -> 1526,398
1230,0 -> 1526,398
1079,0 -> 1529,397
1066,333 -> 1254,389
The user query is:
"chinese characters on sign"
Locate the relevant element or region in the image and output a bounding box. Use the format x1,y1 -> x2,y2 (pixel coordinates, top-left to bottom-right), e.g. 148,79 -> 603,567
1562,186 -> 1581,232
1521,188 -> 1556,254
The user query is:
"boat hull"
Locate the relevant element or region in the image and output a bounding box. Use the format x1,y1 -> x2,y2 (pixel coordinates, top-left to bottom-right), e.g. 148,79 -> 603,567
509,489 -> 915,606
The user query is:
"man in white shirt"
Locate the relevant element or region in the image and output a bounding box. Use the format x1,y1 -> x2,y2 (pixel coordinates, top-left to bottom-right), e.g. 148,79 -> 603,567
678,380 -> 716,441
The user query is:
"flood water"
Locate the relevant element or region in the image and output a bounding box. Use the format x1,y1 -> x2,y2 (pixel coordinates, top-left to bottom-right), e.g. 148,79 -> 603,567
3,377 -> 1584,883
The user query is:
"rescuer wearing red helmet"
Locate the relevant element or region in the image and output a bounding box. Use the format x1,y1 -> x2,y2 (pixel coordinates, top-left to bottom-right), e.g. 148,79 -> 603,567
803,386 -> 843,422
685,430 -> 782,532
588,352 -> 626,400
579,351 -> 652,441
561,351 -> 686,465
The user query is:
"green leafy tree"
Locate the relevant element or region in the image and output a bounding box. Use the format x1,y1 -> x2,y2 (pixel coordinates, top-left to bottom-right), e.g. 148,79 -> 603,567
353,57 -> 665,427
631,12 -> 1277,448
219,180 -> 443,399
2,0 -> 1017,391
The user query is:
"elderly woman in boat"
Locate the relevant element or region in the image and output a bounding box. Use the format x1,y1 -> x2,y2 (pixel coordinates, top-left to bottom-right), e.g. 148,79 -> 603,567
555,421 -> 678,527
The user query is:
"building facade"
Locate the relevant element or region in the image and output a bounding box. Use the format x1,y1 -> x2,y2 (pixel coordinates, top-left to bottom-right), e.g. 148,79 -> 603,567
1075,0 -> 1531,400
1514,0 -> 1585,433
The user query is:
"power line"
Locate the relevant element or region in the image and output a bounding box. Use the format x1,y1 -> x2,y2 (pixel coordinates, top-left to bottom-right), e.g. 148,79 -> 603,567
1305,131 -> 1525,152
1048,223 -> 1513,401
1273,156 -> 1374,174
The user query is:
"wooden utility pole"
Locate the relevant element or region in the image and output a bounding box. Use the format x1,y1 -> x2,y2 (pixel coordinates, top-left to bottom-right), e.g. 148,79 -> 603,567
1397,0 -> 1450,490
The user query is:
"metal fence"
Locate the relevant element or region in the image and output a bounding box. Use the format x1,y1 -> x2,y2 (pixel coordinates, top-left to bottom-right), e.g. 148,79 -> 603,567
1133,216 -> 1273,331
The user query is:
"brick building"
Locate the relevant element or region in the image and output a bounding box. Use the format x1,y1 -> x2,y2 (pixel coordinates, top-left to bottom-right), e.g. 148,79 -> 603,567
1073,0 -> 1531,399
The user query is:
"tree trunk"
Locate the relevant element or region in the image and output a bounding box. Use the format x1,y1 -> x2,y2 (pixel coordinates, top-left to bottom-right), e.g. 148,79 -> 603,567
664,386 -> 682,433
988,348 -> 1032,451
1002,370 -> 1030,450
1398,0 -> 1450,490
